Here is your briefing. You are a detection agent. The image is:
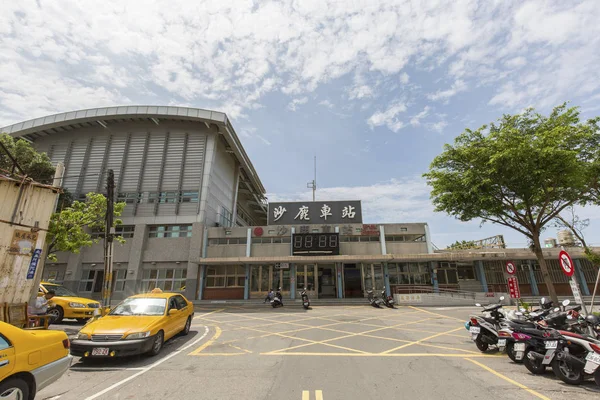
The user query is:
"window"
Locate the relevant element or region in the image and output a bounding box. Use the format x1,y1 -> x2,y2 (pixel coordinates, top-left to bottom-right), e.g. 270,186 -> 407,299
208,238 -> 247,245
142,268 -> 187,292
0,334 -> 11,350
400,227 -> 408,232
78,269 -> 104,293
457,263 -> 476,280
174,295 -> 187,309
180,192 -> 199,203
205,265 -> 245,288
113,270 -> 128,292
92,225 -> 135,239
148,191 -> 178,204
149,225 -> 192,238
117,192 -> 142,204
388,263 -> 430,286
219,206 -> 233,227
385,236 -> 405,242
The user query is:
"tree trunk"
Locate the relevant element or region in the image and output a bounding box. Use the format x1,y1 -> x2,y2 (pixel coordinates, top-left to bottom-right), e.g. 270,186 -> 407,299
532,233 -> 559,305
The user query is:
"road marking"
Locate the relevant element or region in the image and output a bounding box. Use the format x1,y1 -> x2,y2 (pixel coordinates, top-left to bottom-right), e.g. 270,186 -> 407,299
408,306 -> 465,321
83,325 -> 209,400
302,390 -> 323,399
466,359 -> 551,400
70,367 -> 145,372
193,308 -> 224,320
188,326 -> 222,355
262,352 -> 503,357
379,327 -> 464,354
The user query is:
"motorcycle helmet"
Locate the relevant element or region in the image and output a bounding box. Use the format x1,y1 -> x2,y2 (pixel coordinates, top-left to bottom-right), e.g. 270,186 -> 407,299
585,314 -> 599,325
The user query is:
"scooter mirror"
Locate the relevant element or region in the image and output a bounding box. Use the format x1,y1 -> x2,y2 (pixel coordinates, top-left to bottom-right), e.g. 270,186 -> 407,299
567,315 -> 573,320
540,297 -> 546,305
520,307 -> 526,312
499,296 -> 505,301
554,307 -> 560,312
515,312 -> 523,316
562,299 -> 571,307
475,303 -> 482,307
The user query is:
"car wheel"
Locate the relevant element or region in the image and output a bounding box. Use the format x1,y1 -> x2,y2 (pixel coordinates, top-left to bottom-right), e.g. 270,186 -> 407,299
180,317 -> 191,336
48,306 -> 64,323
148,331 -> 164,356
0,377 -> 30,400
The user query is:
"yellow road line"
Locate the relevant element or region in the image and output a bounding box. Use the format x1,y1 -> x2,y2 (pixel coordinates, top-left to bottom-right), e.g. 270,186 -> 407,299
316,390 -> 323,400
466,359 -> 551,400
302,391 -> 309,400
261,352 -> 504,357
380,327 -> 464,354
408,306 -> 465,321
193,308 -> 225,319
265,317 -> 432,354
188,326 -> 222,355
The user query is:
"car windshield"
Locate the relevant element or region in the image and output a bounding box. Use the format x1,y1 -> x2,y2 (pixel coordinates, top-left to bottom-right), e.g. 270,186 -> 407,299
109,298 -> 167,316
44,284 -> 78,297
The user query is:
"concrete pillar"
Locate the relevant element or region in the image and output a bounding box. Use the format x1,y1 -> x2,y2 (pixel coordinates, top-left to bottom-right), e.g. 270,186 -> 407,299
197,132 -> 217,222
244,264 -> 250,300
124,224 -> 149,296
424,223 -> 434,254
337,263 -> 343,299
290,263 -> 296,300
198,265 -> 206,300
383,263 -> 391,297
476,260 -> 488,292
527,260 -> 539,296
379,225 -> 387,255
429,262 -> 439,293
231,164 -> 241,227
246,228 -> 251,257
185,223 -> 204,300
574,259 -> 590,296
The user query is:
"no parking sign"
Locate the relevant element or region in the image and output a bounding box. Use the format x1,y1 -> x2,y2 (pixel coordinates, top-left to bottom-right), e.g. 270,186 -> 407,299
558,250 -> 574,277
505,261 -> 516,275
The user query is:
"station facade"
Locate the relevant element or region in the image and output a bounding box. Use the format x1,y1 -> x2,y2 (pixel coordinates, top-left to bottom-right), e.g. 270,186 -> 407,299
3,106 -> 598,302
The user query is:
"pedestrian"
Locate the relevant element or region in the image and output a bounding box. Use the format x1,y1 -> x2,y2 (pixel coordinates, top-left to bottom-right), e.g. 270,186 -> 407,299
264,289 -> 274,303
32,289 -> 55,326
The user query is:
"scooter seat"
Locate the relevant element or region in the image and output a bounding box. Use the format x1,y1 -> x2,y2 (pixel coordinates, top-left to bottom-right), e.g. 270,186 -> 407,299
509,320 -> 536,328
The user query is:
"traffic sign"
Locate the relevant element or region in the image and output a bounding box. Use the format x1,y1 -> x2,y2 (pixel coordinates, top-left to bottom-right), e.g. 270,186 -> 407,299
505,261 -> 516,275
558,250 -> 575,277
507,276 -> 521,299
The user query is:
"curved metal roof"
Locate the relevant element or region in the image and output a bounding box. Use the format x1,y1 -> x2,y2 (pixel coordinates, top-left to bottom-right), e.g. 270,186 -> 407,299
0,105 -> 267,199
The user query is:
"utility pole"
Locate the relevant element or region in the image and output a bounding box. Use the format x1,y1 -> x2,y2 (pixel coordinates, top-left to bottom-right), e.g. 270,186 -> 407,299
102,169 -> 115,312
306,155 -> 316,201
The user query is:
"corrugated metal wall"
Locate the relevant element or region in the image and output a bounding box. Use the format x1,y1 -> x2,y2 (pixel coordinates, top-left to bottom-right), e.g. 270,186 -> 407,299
33,121 -> 209,218
206,140 -> 236,227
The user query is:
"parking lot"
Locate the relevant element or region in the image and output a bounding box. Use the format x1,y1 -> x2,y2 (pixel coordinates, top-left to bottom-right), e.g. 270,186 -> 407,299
38,305 -> 600,400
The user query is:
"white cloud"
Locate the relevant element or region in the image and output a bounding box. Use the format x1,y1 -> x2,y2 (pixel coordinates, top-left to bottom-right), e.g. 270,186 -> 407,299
318,100 -> 335,109
399,72 -> 410,84
287,97 -> 308,111
427,121 -> 449,133
504,56 -> 527,68
268,178 -> 435,222
348,84 -> 374,100
367,101 -> 407,132
410,106 -> 430,126
427,79 -> 468,102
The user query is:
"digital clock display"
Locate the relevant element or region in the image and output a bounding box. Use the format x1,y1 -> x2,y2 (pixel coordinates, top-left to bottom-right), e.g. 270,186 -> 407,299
292,233 -> 340,256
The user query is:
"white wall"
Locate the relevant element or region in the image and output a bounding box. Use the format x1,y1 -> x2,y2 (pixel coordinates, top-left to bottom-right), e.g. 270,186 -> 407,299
205,139 -> 236,227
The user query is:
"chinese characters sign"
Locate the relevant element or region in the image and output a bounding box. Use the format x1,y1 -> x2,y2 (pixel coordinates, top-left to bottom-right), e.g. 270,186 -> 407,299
27,249 -> 43,279
9,229 -> 39,255
268,201 -> 363,225
507,276 -> 520,299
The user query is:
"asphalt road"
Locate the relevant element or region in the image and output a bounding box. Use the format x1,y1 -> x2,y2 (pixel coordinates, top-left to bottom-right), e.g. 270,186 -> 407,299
38,305 -> 600,400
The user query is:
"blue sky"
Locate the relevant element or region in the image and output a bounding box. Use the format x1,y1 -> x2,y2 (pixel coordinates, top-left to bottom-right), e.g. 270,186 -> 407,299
1,0 -> 599,248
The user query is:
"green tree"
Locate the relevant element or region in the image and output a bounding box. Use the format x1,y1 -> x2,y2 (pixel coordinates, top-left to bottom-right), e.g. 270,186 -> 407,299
0,133 -> 55,183
423,104 -> 600,304
447,240 -> 477,250
46,192 -> 127,261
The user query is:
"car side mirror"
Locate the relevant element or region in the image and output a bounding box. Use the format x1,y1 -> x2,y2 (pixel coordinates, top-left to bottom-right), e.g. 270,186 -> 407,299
168,308 -> 178,316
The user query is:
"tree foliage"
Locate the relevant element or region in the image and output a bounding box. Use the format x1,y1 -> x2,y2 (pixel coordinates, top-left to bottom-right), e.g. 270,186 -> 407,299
447,240 -> 477,250
423,104 -> 600,303
47,192 -> 127,261
0,133 -> 55,183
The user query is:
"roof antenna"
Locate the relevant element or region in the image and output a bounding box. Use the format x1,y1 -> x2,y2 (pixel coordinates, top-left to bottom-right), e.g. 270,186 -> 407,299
306,155 -> 316,201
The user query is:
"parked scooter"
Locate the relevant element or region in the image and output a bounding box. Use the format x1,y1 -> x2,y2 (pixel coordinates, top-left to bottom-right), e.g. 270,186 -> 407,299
380,287 -> 395,308
550,313 -> 600,385
467,296 -> 507,352
271,287 -> 283,308
300,287 -> 311,310
366,289 -> 381,308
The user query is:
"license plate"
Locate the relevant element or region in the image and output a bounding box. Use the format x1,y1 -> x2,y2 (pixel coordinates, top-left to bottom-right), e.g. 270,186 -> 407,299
91,348 -> 109,356
469,326 -> 480,334
586,352 -> 600,365
515,351 -> 523,360
544,341 -> 557,349
497,339 -> 506,347
514,343 -> 526,352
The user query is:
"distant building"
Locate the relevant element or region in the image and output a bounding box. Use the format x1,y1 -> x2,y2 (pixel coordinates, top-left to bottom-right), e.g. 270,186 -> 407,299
3,106 -> 597,302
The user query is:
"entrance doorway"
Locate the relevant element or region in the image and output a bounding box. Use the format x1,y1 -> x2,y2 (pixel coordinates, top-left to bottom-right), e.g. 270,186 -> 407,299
318,265 -> 336,298
343,264 -> 362,298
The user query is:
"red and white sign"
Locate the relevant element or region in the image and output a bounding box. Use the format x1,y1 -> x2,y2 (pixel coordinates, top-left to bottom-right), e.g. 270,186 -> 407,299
505,261 -> 516,275
558,250 -> 575,277
507,276 -> 520,299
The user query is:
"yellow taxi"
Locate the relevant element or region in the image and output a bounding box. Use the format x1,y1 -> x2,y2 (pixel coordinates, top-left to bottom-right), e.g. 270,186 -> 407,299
39,282 -> 101,323
71,292 -> 194,359
0,321 -> 72,399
